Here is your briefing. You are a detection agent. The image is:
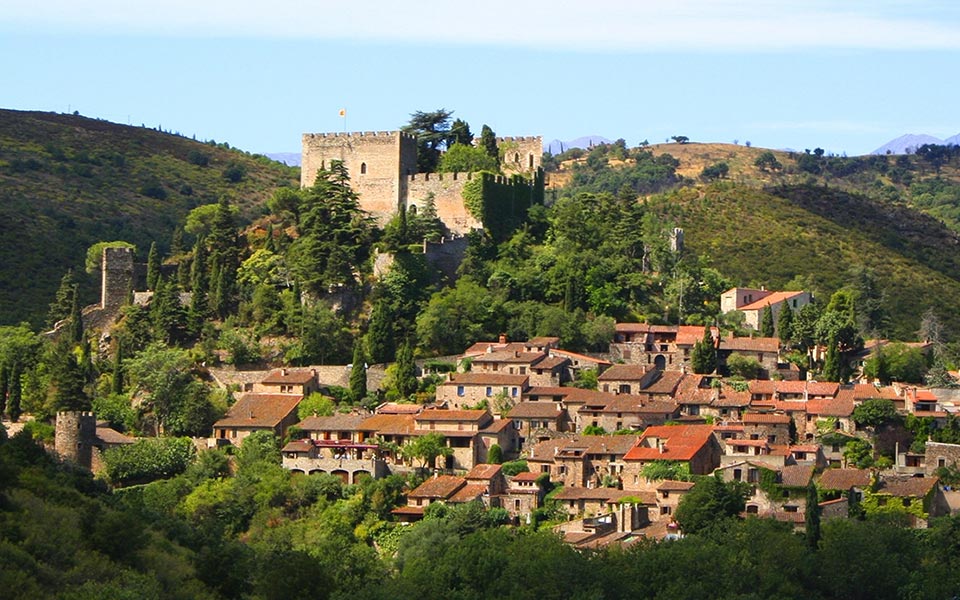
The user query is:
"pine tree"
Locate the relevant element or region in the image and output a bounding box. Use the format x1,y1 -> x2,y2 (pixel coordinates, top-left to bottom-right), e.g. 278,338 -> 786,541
367,299 -> 395,363
349,342 -> 368,403
760,304 -> 775,337
170,227 -> 184,256
152,276 -> 187,344
777,301 -> 794,345
146,241 -> 160,290
177,256 -> 191,289
264,223 -> 276,252
805,481 -> 821,550
394,342 -> 418,398
822,333 -> 841,382
50,335 -> 90,412
480,124 -> 499,162
7,362 -> 22,422
690,326 -> 716,374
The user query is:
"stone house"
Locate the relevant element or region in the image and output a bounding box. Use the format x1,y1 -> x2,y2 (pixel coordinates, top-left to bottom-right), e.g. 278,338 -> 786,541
803,397 -> 856,438
296,414 -> 369,442
721,288 -> 811,331
281,438 -> 387,483
818,468 -> 871,501
391,474 -> 486,522
598,396 -> 680,433
674,374 -> 717,418
609,323 -> 714,372
435,372 -> 529,409
253,368 -> 321,396
597,364 -> 658,395
709,384 -> 752,422
716,335 -> 781,378
651,480 -> 695,521
54,411 -> 135,472
925,441 -> 960,477
716,461 -> 813,523
741,412 -> 793,445
471,348 -> 570,387
622,424 -> 721,484
866,475 -> 947,528
526,435 -> 640,489
357,413 -> 417,465
720,438 -> 788,469
553,487 -> 647,519
507,401 -> 570,450
503,471 -> 545,520
213,393 -> 302,444
412,409 -> 496,470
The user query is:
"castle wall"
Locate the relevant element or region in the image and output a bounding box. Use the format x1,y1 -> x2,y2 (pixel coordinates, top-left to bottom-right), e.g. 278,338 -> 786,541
423,235 -> 469,282
406,172 -> 481,235
497,136 -> 543,176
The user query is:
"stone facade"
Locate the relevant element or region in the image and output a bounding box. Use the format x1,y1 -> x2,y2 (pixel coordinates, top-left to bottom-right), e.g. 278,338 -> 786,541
925,441 -> 960,477
301,130 -> 542,234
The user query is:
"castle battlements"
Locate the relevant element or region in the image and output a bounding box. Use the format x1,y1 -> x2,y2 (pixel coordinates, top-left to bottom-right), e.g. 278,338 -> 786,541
407,171 -> 477,182
495,136 -> 542,143
303,130 -> 416,141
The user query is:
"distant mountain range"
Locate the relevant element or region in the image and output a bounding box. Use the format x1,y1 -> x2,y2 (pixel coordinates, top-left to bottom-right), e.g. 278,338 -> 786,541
872,133 -> 960,155
545,136 -> 612,155
265,152 -> 301,166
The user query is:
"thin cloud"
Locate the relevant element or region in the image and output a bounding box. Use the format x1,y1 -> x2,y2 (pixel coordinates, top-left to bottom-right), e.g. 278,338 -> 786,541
4,0 -> 960,51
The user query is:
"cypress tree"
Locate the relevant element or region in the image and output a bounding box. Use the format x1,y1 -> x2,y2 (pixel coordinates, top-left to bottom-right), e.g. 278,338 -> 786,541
146,241 -> 160,290
7,362 -> 22,422
822,333 -> 841,382
177,257 -> 191,289
170,227 -> 184,256
805,481 -> 821,550
349,342 -> 368,403
777,301 -> 794,345
480,124 -> 499,162
50,337 -> 88,412
367,299 -> 395,363
760,304 -> 775,337
68,284 -> 84,344
264,223 -> 276,252
690,326 -> 716,374
152,276 -> 187,344
394,342 -> 418,399
112,343 -> 125,396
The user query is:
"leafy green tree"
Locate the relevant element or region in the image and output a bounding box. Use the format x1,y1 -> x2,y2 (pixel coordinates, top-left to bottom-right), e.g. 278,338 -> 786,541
450,118 -> 473,146
726,352 -> 762,379
102,437 -> 195,485
415,277 -> 501,355
349,342 -> 367,402
821,333 -> 842,382
700,162 -> 729,181
760,304 -> 775,337
438,143 -> 498,173
125,343 -> 207,435
487,444 -> 503,464
49,336 -> 90,412
146,241 -> 160,290
843,438 -> 875,469
298,392 -> 335,419
67,283 -> 84,344
150,277 -> 187,344
480,124 -> 499,163
754,151 -> 783,172
402,431 -> 453,469
401,108 -> 455,172
852,398 -> 899,429
674,475 -> 749,534
805,481 -> 821,550
690,326 -> 716,374
864,342 -> 926,384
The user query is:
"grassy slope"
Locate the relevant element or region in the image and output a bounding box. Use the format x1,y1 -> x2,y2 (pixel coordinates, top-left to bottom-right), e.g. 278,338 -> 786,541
0,109 -> 299,327
652,182 -> 960,339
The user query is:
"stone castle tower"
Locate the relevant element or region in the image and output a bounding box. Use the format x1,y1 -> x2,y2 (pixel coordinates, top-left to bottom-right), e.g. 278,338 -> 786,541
55,411 -> 97,468
301,130 -> 542,233
101,246 -> 134,310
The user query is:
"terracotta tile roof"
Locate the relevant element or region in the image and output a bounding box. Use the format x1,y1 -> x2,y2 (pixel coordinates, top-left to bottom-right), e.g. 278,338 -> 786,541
624,424 -> 716,462
358,413 -> 416,435
416,409 -> 491,423
719,336 -> 780,353
408,475 -> 467,499
461,340 -> 520,356
528,437 -> 578,461
675,325 -> 712,347
297,414 -> 367,431
612,490 -> 658,505
553,487 -> 629,501
511,471 -> 540,482
508,402 -> 564,419
675,375 -> 715,405
473,350 -> 547,365
782,464 -> 815,488
877,475 -> 938,498
615,323 -> 678,334
738,291 -> 805,313
850,384 -> 882,400
585,435 -> 642,455
376,402 -> 423,415
807,382 -> 840,397
214,394 -> 301,429
441,373 -> 529,387
642,370 -> 685,394
392,505 -> 425,516
749,380 -> 776,395
536,356 -> 570,370
481,418 -> 515,433
260,368 -> 316,385
466,463 -> 503,480
549,349 -> 612,366
806,397 -> 855,417
525,386 -> 574,399
728,439 -> 770,448
790,444 -> 820,453
742,412 -> 792,425
775,381 -> 808,395
656,480 -> 696,491
713,387 -> 751,407
449,483 -> 489,503
772,401 -> 807,413
282,439 -> 313,453
818,468 -> 871,490
598,364 -> 653,382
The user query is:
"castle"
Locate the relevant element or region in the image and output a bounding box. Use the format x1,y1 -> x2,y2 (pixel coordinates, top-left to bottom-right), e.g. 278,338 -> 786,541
301,130 -> 542,234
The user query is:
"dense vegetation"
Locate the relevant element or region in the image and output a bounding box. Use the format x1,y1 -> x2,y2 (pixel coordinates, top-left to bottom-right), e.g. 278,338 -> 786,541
5,427 -> 960,599
0,109 -> 299,327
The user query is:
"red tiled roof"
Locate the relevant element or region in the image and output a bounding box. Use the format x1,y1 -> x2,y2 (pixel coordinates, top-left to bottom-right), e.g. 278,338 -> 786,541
713,387 -> 751,407
358,413 -> 416,435
260,369 -> 316,385
214,394 -> 301,429
585,435 -> 642,455
738,291 -> 805,313
598,364 -> 652,382
877,475 -> 938,498
473,350 -> 547,365
806,397 -> 854,417
297,414 -> 367,431
376,402 -> 423,415
790,444 -> 820,453
656,480 -> 696,491
615,323 -> 678,334
728,439 -> 769,448
416,409 -> 491,423
624,425 -> 716,462
95,426 -> 135,445
553,487 -> 629,501
511,471 -> 539,482
465,463 -> 503,480
549,349 -> 612,366
782,464 -> 815,488
481,418 -> 515,433
749,380 -> 776,395
642,370 -> 685,394
807,382 -> 840,397
818,468 -> 871,490
282,439 -> 313,453
391,505 -> 426,516
449,483 -> 489,503
675,325 -> 713,347
742,412 -> 792,425
719,336 -> 780,353
408,475 -> 466,499
508,402 -> 564,419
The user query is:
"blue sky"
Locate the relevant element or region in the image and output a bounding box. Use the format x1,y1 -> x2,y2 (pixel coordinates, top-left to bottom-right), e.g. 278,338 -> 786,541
3,1 -> 959,156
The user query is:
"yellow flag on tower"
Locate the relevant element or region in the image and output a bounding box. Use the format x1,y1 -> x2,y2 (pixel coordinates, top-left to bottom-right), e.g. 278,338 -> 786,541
339,108 -> 346,117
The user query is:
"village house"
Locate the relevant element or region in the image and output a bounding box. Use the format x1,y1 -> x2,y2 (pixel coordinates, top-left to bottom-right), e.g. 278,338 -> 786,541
281,438 -> 387,483
597,364 -> 658,395
503,471 -> 545,521
213,393 -> 302,444
865,475 -> 947,528
803,396 -> 856,438
818,468 -> 871,501
391,474 -> 486,522
716,461 -> 814,525
470,347 -> 571,387
597,395 -> 680,433
622,424 -> 722,487
925,441 -> 960,477
674,373 -> 717,418
435,372 -> 529,409
526,435 -> 640,489
412,409 -> 513,470
716,334 -> 781,378
507,401 -> 570,450
741,411 -> 794,445
296,414 -> 369,442
651,480 -> 695,520
608,323 -> 713,371
253,368 -> 321,396
720,288 -> 811,331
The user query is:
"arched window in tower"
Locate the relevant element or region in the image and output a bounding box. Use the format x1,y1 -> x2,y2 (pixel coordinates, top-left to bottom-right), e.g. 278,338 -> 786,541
529,154 -> 534,168
514,152 -> 520,163
360,162 -> 367,175
408,204 -> 418,216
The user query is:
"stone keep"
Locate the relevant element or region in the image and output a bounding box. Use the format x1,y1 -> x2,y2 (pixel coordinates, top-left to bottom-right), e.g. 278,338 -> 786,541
55,411 -> 97,468
101,246 -> 134,309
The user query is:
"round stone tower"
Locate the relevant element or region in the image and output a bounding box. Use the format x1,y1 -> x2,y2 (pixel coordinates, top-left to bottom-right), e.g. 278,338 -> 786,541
55,411 -> 96,468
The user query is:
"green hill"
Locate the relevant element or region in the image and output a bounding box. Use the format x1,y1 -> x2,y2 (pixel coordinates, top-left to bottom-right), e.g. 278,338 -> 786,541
0,109 -> 298,327
648,182 -> 960,339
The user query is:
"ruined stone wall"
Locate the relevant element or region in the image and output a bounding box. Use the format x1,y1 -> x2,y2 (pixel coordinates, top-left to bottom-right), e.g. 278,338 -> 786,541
406,172 -> 480,234
423,235 -> 468,282
497,136 -> 543,176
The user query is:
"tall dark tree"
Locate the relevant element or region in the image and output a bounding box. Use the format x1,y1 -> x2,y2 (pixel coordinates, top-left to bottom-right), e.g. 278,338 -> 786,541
777,301 -> 794,345
367,298 -> 396,364
47,269 -> 77,328
450,118 -> 473,146
0,363 -> 8,416
349,342 -> 368,403
7,362 -> 21,421
394,342 -> 418,398
480,124 -> 499,163
151,277 -> 187,344
760,304 -> 775,337
690,326 -> 716,374
170,226 -> 184,256
401,109 -> 454,172
822,333 -> 841,382
805,481 -> 821,550
67,284 -> 84,344
146,241 -> 160,291
112,342 -> 125,396
49,337 -> 89,412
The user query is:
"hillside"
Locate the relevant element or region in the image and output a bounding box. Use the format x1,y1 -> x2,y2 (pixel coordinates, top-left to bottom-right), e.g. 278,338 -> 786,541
0,110 -> 299,327
648,182 -> 960,339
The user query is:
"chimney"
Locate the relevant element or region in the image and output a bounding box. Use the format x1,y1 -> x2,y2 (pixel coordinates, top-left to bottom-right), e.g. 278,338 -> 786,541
281,368 -> 288,376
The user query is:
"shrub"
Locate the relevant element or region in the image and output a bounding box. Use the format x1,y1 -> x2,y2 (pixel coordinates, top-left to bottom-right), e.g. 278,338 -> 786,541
102,437 -> 195,485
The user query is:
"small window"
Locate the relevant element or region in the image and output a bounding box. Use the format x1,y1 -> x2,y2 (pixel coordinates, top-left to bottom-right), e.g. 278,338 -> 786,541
784,505 -> 798,513
939,457 -> 947,468
902,498 -> 911,507
511,387 -> 518,397
660,506 -> 672,515
486,386 -> 493,397
529,154 -> 534,168
515,499 -> 521,510
746,505 -> 759,514
360,162 -> 367,174
457,385 -> 465,397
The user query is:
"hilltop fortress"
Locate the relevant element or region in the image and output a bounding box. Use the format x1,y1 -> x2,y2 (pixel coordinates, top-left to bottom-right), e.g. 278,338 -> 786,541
301,130 -> 542,234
